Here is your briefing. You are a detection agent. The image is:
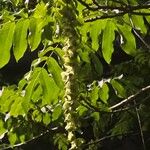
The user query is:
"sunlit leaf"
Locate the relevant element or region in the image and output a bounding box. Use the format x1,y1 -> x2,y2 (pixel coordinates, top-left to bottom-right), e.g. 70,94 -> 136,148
31,85 -> 42,102
52,105 -> 62,121
90,86 -> 99,106
131,15 -> 147,34
10,97 -> 25,117
90,20 -> 106,50
18,79 -> 27,90
13,19 -> 29,61
43,113 -> 51,125
8,131 -> 18,145
117,24 -> 136,56
0,22 -> 15,68
102,20 -> 116,64
111,79 -> 126,98
28,18 -> 46,51
78,49 -> 90,63
22,68 -> 41,112
32,110 -> 42,122
40,68 -> 60,105
80,23 -> 90,42
19,134 -> 25,143
0,86 -> 17,113
39,46 -> 64,58
47,57 -> 64,88
33,2 -> 47,18
99,83 -> 109,104
0,119 -> 7,139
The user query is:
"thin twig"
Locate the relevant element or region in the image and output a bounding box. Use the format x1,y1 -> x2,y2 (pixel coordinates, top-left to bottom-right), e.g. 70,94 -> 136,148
0,126 -> 63,150
130,11 -> 150,16
0,130 -> 51,150
81,132 -> 139,148
134,100 -> 146,150
129,15 -> 150,50
133,29 -> 150,50
110,85 -> 150,110
120,16 -> 150,51
80,93 -> 150,114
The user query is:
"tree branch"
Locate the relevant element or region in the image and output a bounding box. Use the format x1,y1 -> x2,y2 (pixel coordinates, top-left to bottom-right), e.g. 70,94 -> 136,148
77,0 -> 150,11
84,12 -> 126,22
0,130 -> 50,150
81,132 -> 139,148
110,85 -> 150,110
0,126 -> 64,150
84,11 -> 150,22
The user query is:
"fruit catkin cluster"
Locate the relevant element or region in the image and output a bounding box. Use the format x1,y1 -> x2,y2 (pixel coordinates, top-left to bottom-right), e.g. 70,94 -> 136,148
59,1 -> 81,149
61,38 -> 79,150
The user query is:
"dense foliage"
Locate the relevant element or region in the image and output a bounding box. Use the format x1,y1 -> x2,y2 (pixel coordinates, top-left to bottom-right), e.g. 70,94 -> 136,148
0,0 -> 150,149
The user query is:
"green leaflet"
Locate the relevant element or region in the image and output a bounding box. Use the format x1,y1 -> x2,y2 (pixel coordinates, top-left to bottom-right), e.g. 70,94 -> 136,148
28,18 -> 46,51
32,110 -> 42,122
18,79 -> 27,90
0,86 -> 17,113
90,86 -> 99,106
54,134 -> 69,150
10,97 -> 25,117
47,57 -> 64,89
91,112 -> 100,122
90,20 -> 106,50
111,79 -> 126,98
33,2 -> 47,19
43,113 -> 51,125
8,131 -> 18,145
22,68 -> 40,112
22,67 -> 60,111
80,23 -> 90,43
40,68 -> 60,105
52,105 -> 62,121
0,119 -> 7,139
90,53 -> 103,77
145,9 -> 150,24
13,19 -> 29,61
31,84 -> 42,102
39,46 -> 64,58
77,45 -> 92,63
102,20 -> 116,64
28,2 -> 48,51
131,15 -> 147,34
77,105 -> 88,116
117,24 -> 136,56
0,22 -> 15,68
99,83 -> 109,104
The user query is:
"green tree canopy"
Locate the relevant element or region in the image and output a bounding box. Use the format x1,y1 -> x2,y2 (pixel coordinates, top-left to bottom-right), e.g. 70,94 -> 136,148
0,0 -> 150,149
